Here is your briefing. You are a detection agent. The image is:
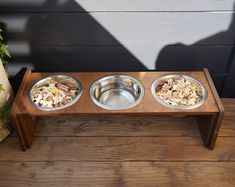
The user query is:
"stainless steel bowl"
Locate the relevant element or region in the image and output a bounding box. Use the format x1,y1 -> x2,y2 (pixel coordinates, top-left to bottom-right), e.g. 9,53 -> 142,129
90,75 -> 144,110
151,74 -> 208,109
29,75 -> 83,111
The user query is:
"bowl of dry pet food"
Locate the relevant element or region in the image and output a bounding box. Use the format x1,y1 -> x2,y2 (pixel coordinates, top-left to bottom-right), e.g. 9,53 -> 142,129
29,75 -> 82,111
151,74 -> 207,109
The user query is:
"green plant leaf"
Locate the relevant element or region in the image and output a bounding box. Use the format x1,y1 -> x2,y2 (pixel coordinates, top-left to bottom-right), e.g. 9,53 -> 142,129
0,28 -> 11,64
0,103 -> 11,123
1,44 -> 11,58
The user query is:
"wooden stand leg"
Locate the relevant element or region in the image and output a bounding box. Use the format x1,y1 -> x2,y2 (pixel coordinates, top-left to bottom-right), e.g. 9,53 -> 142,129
208,112 -> 224,149
19,114 -> 38,149
196,115 -> 216,149
202,68 -> 224,149
196,112 -> 224,150
12,114 -> 38,151
11,115 -> 27,151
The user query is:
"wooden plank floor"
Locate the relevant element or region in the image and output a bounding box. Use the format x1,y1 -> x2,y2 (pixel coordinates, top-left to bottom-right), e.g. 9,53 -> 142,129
0,99 -> 235,187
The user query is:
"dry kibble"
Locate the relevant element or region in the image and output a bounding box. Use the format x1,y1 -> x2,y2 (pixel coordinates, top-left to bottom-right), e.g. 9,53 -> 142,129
156,77 -> 203,107
31,78 -> 79,108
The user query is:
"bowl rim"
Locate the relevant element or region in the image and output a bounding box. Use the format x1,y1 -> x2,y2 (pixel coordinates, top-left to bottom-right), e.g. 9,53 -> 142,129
151,74 -> 208,110
89,74 -> 145,110
28,74 -> 83,111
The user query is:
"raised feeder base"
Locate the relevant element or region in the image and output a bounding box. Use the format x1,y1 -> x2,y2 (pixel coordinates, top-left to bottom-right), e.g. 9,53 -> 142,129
11,69 -> 224,151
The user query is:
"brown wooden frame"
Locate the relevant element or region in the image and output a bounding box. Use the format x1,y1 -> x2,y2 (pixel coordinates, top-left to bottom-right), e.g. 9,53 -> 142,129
11,68 -> 224,151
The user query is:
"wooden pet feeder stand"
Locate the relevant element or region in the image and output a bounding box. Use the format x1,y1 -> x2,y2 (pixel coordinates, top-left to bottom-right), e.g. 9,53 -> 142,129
11,68 -> 224,151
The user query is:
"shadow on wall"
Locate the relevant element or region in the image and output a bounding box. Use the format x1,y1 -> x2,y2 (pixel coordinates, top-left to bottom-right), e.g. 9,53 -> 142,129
155,3 -> 235,96
1,0 -> 235,96
1,0 -> 147,72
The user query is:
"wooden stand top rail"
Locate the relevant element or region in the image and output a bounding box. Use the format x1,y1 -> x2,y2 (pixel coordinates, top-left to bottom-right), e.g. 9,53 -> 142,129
12,68 -> 222,116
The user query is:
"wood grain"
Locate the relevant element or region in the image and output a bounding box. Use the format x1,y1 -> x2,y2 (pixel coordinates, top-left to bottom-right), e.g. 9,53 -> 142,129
222,98 -> 235,116
11,70 -> 224,150
11,69 -> 32,150
14,115 -> 235,138
34,116 -> 200,137
203,68 -> 224,149
1,136 -> 235,162
0,162 -> 234,187
1,99 -> 234,186
9,100 -> 233,137
9,115 -> 235,138
16,71 -> 219,116
218,116 -> 235,136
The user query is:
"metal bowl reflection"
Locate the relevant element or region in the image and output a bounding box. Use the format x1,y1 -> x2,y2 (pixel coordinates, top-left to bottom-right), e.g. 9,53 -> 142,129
90,75 -> 144,110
